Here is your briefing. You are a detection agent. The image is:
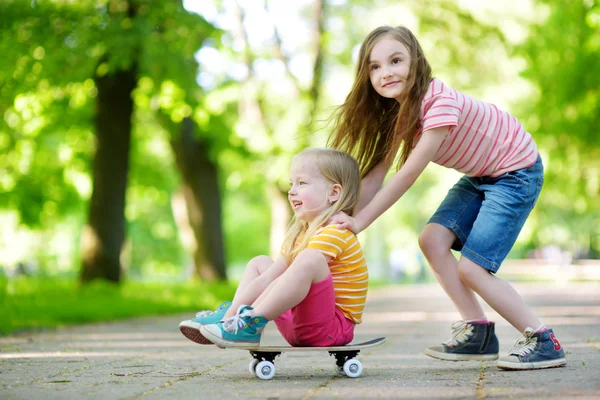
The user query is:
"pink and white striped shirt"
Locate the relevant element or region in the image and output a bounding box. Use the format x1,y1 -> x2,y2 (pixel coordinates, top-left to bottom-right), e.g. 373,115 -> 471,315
416,79 -> 538,177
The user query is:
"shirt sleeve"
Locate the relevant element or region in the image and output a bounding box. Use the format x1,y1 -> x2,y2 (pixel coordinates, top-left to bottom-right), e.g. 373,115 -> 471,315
307,226 -> 347,259
421,95 -> 460,132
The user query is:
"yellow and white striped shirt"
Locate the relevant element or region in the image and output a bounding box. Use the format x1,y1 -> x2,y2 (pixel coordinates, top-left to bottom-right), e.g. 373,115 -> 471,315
306,225 -> 369,324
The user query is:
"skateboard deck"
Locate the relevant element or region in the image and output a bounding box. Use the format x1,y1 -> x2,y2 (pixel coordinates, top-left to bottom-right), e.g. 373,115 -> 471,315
239,337 -> 386,380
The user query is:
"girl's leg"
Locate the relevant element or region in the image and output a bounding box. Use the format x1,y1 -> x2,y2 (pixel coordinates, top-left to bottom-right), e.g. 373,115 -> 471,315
252,249 -> 330,320
199,249 -> 339,348
259,268 -> 353,347
419,223 -> 486,320
421,223 -> 499,361
454,157 -> 546,333
179,255 -> 276,345
457,258 -> 540,332
251,276 -> 278,309
225,255 -> 274,318
274,274 -> 354,347
250,259 -> 346,346
423,158 -> 565,368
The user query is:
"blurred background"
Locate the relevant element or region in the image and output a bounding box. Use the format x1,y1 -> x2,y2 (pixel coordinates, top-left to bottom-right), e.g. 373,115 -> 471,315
1,0 -> 598,333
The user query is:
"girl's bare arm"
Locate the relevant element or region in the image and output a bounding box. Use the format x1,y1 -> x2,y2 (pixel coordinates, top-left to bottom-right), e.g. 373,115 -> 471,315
357,157 -> 393,212
354,126 -> 449,232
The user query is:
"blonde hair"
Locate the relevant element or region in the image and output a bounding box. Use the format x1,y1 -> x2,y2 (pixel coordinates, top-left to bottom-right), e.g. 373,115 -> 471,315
328,26 -> 432,176
280,148 -> 361,264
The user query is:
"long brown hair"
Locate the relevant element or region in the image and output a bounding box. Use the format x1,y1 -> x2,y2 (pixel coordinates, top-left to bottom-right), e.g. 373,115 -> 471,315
328,26 -> 432,176
280,148 -> 361,264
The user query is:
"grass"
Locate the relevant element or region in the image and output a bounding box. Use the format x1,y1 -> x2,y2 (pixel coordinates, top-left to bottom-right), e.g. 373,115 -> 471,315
0,276 -> 421,336
0,276 -> 237,335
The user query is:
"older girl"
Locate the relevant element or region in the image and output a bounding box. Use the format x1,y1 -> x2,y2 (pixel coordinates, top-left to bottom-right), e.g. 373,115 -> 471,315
328,25 -> 566,370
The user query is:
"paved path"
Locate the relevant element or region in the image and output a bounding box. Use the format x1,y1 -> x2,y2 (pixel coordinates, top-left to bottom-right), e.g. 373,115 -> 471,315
1,282 -> 599,399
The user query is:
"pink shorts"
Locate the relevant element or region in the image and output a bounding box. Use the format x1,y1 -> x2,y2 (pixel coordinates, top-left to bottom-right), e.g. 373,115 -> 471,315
273,273 -> 355,347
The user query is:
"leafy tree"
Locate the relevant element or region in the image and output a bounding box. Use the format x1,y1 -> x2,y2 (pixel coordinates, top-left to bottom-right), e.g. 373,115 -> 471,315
516,0 -> 600,257
0,0 -> 231,281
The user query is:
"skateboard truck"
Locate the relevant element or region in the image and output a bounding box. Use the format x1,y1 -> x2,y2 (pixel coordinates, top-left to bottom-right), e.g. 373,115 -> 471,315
330,349 -> 360,367
249,350 -> 281,363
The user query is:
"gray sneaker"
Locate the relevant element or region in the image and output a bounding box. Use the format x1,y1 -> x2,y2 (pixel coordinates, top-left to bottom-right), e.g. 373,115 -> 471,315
497,327 -> 567,370
425,320 -> 499,361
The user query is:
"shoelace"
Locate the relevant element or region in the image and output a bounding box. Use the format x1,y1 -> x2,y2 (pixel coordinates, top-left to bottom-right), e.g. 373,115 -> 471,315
508,328 -> 537,356
194,310 -> 213,318
222,308 -> 253,333
444,320 -> 474,347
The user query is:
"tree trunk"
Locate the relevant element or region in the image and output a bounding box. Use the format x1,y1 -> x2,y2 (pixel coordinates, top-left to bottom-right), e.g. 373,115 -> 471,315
81,66 -> 136,283
170,117 -> 226,281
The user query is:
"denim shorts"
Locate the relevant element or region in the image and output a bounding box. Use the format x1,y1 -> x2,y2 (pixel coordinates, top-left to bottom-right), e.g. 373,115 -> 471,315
427,155 -> 544,273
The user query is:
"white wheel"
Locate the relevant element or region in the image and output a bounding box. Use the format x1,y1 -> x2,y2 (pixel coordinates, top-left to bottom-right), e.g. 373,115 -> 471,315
255,360 -> 276,380
249,359 -> 259,376
334,364 -> 346,375
343,359 -> 363,378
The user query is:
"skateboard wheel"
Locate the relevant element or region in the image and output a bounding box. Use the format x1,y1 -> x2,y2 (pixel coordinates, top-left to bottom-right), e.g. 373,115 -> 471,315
343,359 -> 362,378
249,359 -> 259,376
255,360 -> 276,380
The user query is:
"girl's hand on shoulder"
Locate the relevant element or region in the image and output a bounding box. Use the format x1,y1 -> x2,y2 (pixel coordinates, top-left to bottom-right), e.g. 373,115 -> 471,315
329,211 -> 361,234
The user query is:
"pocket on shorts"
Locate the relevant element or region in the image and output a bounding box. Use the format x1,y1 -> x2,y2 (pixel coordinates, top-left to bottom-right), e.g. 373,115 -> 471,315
502,168 -> 529,189
490,172 -> 531,203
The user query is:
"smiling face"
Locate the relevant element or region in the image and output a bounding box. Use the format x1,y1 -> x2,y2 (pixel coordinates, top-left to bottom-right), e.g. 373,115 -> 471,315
288,155 -> 333,223
368,36 -> 412,102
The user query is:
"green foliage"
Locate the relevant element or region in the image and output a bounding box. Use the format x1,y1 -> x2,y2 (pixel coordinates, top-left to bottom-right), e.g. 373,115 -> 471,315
0,0 -> 217,225
515,0 -> 600,256
1,0 -> 597,284
0,0 -> 97,227
0,0 -> 235,275
0,276 -> 236,335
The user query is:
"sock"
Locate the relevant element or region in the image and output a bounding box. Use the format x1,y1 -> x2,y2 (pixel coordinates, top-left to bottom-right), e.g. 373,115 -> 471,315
534,324 -> 547,334
466,318 -> 489,324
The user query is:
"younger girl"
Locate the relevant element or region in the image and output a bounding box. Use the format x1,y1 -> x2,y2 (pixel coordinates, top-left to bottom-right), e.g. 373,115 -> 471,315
328,25 -> 566,370
179,148 -> 368,348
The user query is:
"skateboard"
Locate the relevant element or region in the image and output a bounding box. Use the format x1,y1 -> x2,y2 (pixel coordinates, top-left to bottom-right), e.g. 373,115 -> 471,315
239,337 -> 386,380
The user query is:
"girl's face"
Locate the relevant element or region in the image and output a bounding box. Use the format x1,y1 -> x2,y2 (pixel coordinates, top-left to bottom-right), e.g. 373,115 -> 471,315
288,156 -> 334,223
368,36 -> 411,102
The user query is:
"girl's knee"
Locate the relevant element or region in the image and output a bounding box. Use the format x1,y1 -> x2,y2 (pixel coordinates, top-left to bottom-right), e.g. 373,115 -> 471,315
419,224 -> 452,256
294,249 -> 327,268
291,249 -> 329,280
418,228 -> 433,253
457,260 -> 480,287
247,255 -> 273,274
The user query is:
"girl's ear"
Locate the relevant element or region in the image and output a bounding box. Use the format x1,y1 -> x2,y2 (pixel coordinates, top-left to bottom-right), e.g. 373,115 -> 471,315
328,183 -> 342,204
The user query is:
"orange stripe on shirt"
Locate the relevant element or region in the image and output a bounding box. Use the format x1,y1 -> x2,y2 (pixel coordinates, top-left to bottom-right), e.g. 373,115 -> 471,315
307,225 -> 368,324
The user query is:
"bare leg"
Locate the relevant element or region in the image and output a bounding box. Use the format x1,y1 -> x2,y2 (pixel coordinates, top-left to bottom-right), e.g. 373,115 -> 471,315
252,277 -> 278,309
419,223 -> 486,320
457,257 -> 541,332
226,255 -> 273,318
252,249 -> 329,320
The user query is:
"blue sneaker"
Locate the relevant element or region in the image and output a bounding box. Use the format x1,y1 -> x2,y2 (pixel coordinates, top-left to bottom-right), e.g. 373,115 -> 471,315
200,305 -> 268,348
497,327 -> 567,370
425,320 -> 499,361
179,301 -> 232,345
